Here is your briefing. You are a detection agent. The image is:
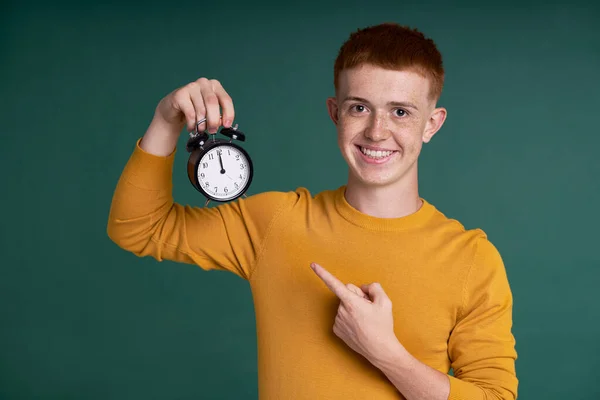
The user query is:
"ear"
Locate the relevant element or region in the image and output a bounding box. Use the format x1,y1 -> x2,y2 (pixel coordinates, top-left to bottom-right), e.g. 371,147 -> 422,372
326,97 -> 339,125
422,107 -> 447,143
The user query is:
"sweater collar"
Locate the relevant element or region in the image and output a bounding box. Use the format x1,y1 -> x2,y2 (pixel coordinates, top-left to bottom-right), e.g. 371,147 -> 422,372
333,186 -> 436,232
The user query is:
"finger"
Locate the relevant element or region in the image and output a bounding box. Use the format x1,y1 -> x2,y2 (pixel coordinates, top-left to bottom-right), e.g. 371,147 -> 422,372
335,313 -> 350,332
346,283 -> 368,300
198,78 -> 221,133
187,82 -> 207,132
310,263 -> 353,303
361,283 -> 391,306
211,79 -> 235,128
333,322 -> 342,338
173,88 -> 198,132
335,310 -> 352,330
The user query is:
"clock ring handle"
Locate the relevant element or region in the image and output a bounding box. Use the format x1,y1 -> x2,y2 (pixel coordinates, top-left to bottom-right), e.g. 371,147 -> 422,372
191,115 -> 223,136
192,116 -> 245,142
186,118 -> 212,152
220,125 -> 246,142
190,117 -> 214,137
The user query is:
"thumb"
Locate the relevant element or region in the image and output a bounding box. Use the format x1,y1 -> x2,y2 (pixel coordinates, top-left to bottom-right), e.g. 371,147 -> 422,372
361,283 -> 390,304
346,283 -> 369,300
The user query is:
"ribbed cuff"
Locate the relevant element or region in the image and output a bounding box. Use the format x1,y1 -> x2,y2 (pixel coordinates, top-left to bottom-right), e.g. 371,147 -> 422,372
448,375 -> 483,399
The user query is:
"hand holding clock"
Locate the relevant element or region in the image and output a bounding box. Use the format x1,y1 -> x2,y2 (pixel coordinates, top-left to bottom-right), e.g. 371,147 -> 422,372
137,77 -> 253,203
140,77 -> 235,157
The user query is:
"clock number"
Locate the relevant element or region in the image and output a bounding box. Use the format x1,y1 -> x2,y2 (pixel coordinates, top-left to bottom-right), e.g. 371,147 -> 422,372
235,155 -> 240,161
234,182 -> 239,189
224,187 -> 228,193
202,162 -> 208,168
208,154 -> 214,160
228,149 -> 231,156
239,174 -> 243,180
200,173 -> 205,178
240,164 -> 245,169
205,182 -> 209,187
217,149 -> 222,156
214,186 -> 218,193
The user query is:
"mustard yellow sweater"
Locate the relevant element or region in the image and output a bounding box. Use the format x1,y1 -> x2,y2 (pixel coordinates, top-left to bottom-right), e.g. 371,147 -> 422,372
107,140 -> 518,399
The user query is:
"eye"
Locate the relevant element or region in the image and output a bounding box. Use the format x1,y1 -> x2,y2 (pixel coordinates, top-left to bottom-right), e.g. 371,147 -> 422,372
394,108 -> 407,117
351,104 -> 367,113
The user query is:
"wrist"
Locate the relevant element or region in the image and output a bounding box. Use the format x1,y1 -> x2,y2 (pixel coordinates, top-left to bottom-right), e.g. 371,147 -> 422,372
149,113 -> 183,137
139,116 -> 182,157
369,339 -> 413,372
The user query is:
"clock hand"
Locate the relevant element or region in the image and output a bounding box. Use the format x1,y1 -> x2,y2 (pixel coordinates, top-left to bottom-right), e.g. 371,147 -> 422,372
218,153 -> 225,174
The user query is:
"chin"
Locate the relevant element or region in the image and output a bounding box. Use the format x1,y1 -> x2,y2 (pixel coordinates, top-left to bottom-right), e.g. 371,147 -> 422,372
349,159 -> 416,189
352,174 -> 398,188
346,163 -> 393,185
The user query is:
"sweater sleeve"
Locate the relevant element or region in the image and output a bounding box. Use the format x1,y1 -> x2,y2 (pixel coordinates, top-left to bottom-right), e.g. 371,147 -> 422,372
446,236 -> 519,399
106,138 -> 295,280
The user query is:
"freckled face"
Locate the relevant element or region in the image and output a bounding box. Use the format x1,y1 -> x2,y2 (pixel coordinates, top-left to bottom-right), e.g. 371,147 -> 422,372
327,64 -> 445,188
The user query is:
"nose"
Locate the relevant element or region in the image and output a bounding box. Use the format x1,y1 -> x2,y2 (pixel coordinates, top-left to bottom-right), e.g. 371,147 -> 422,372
364,113 -> 391,142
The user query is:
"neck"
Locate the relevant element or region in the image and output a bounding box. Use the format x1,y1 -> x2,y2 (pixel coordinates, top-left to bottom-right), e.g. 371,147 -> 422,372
344,173 -> 422,219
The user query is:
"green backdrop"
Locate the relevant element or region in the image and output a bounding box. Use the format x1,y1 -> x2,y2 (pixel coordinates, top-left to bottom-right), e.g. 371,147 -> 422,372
2,0 -> 599,398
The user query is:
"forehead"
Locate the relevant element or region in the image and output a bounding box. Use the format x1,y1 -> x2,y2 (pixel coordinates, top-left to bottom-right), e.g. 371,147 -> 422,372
338,64 -> 431,104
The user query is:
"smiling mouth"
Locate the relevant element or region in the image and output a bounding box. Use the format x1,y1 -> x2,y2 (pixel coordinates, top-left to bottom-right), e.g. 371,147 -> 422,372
357,145 -> 397,160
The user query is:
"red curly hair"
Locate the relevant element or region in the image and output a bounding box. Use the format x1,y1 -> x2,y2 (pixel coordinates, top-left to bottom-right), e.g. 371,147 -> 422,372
333,23 -> 444,102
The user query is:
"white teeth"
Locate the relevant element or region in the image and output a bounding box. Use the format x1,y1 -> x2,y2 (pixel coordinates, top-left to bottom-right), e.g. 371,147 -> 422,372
360,146 -> 393,159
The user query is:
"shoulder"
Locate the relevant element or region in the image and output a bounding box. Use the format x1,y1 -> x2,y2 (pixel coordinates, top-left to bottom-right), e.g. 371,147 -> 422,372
425,200 -> 484,242
240,186 -> 316,206
245,186 -> 338,206
425,201 -> 512,301
233,186 -> 336,217
424,199 -> 504,264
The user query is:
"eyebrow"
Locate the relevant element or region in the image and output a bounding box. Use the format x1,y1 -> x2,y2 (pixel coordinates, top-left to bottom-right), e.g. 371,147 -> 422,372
343,96 -> 419,111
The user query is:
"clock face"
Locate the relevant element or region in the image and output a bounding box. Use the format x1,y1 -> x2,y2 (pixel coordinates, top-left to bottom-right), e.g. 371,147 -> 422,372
196,144 -> 251,201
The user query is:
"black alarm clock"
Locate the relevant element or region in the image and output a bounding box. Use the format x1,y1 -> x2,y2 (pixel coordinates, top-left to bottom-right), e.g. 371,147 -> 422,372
186,118 -> 254,205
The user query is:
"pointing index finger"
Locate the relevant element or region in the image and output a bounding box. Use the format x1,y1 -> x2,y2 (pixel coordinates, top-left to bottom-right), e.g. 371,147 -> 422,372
311,263 -> 353,302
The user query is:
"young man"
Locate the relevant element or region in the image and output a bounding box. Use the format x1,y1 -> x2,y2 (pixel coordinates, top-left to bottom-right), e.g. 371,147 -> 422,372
107,23 -> 518,399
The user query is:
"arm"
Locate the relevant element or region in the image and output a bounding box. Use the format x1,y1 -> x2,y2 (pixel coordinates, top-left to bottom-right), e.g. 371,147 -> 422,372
443,237 -> 519,399
372,238 -> 518,400
310,235 -> 518,400
107,77 -> 232,267
310,264 -> 450,399
370,343 -> 450,400
107,77 -> 290,279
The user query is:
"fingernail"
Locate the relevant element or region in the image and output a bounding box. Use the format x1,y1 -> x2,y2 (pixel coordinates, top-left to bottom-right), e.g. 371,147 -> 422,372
224,119 -> 232,128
